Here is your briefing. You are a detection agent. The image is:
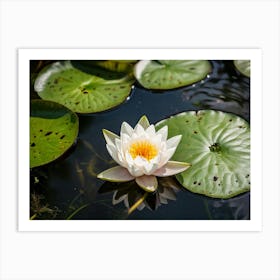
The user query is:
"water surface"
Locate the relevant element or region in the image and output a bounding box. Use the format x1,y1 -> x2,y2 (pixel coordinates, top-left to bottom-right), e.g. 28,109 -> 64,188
30,60 -> 250,220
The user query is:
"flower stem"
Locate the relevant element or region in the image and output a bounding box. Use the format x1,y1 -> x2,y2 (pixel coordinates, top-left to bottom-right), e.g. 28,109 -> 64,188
128,192 -> 148,215
66,203 -> 90,220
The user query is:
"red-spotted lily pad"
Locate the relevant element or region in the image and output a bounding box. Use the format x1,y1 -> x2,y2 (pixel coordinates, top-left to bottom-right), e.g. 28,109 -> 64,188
134,60 -> 211,90
156,110 -> 250,198
34,61 -> 134,113
30,100 -> 79,168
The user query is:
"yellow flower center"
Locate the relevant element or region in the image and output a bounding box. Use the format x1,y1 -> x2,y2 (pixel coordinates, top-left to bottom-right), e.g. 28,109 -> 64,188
129,140 -> 158,161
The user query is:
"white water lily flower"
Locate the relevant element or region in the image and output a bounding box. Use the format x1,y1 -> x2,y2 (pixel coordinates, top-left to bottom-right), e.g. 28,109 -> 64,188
97,116 -> 191,192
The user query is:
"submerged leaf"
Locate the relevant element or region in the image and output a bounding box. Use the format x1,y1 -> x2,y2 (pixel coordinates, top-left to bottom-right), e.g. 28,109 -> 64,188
89,60 -> 136,73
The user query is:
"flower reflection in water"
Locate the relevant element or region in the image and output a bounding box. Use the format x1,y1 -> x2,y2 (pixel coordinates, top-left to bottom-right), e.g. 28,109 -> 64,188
98,177 -> 180,214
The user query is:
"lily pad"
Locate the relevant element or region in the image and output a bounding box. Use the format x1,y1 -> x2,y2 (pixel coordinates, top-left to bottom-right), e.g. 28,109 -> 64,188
156,110 -> 250,198
72,60 -> 136,74
30,100 -> 79,168
134,60 -> 211,90
34,61 -> 134,113
234,60 -> 250,77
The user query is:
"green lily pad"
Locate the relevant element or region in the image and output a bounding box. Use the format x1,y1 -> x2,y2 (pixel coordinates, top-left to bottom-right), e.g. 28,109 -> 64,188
34,61 -> 134,113
73,60 -> 136,74
30,100 -> 79,168
134,60 -> 211,90
234,60 -> 250,77
156,110 -> 250,198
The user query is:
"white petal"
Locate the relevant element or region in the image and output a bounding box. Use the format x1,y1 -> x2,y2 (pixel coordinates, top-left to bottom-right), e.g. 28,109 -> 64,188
143,161 -> 159,175
154,133 -> 163,143
131,131 -> 141,141
136,175 -> 158,192
133,156 -> 148,168
134,123 -> 145,135
117,152 -> 125,165
166,135 -> 182,149
156,125 -> 168,142
150,154 -> 160,165
129,166 -> 144,177
102,129 -> 119,146
143,161 -> 153,173
120,133 -> 131,148
132,157 -> 158,175
137,115 -> 150,129
153,161 -> 191,177
145,124 -> 156,135
97,166 -> 135,182
106,144 -> 123,165
114,138 -> 122,152
121,122 -> 134,136
158,147 -> 177,166
125,150 -> 134,165
127,164 -> 144,177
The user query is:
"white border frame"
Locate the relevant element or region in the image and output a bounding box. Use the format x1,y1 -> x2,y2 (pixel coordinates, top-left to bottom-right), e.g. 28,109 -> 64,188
18,48 -> 262,232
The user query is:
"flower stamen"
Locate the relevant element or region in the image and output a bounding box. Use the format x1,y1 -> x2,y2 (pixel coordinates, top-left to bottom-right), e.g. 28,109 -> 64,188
129,140 -> 158,161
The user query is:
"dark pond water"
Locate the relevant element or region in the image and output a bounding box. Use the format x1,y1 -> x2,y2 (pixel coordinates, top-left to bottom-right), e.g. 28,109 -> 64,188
30,60 -> 250,220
